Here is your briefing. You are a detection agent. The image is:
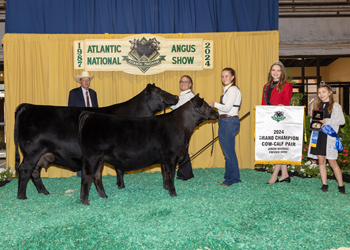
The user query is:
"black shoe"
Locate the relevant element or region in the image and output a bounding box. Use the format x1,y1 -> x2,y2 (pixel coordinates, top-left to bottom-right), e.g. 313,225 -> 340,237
338,186 -> 346,194
279,177 -> 291,183
177,176 -> 193,181
266,178 -> 279,184
177,176 -> 188,181
320,184 -> 328,192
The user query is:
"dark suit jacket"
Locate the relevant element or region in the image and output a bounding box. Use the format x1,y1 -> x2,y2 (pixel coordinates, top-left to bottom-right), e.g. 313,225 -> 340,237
68,87 -> 98,107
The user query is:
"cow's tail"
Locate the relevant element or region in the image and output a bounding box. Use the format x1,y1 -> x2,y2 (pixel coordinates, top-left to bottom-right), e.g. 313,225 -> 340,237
14,103 -> 28,171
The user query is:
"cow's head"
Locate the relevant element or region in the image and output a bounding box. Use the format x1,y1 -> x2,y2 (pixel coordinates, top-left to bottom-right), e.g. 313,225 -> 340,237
190,94 -> 219,121
143,83 -> 178,113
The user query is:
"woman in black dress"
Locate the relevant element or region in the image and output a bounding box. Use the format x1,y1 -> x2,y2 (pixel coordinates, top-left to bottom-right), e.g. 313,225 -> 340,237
308,83 -> 346,194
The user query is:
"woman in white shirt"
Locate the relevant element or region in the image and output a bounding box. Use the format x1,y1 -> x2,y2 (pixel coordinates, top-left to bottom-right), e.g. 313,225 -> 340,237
171,75 -> 195,180
209,68 -> 242,187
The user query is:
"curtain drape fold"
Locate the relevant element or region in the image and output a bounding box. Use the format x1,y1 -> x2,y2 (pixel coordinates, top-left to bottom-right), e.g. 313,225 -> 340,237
3,31 -> 279,177
5,0 -> 278,34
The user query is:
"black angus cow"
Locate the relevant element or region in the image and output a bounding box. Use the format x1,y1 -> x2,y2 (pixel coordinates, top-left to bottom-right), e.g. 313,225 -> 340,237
135,39 -> 159,58
14,84 -> 178,200
78,94 -> 219,205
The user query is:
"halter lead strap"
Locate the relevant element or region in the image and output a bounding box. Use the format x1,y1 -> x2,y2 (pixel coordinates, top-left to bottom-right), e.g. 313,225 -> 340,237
189,99 -> 209,118
189,99 -> 215,156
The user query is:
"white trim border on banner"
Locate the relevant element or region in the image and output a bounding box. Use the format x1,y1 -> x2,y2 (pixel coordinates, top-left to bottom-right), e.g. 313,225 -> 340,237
255,105 -> 305,165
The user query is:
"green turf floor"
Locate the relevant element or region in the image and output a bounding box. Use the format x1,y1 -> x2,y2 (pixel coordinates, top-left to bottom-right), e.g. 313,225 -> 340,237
0,168 -> 349,249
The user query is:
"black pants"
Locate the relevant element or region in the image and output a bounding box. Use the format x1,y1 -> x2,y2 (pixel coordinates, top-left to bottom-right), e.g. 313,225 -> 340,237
177,151 -> 194,180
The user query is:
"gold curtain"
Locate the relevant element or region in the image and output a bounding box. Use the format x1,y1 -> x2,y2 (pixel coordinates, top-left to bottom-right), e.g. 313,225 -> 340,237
2,31 -> 279,178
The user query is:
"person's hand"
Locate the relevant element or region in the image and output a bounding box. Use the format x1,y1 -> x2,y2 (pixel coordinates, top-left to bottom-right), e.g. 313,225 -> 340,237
319,119 -> 327,128
277,104 -> 284,106
208,101 -> 215,107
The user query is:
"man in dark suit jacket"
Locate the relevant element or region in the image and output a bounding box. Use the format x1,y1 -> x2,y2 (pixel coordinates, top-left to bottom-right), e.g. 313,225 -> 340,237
68,71 -> 98,108
68,71 -> 98,177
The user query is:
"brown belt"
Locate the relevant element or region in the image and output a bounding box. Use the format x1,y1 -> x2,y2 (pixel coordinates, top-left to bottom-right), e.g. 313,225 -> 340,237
219,115 -> 238,119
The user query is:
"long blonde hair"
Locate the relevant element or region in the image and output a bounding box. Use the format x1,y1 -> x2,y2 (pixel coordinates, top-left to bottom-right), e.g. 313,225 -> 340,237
315,82 -> 334,114
267,61 -> 288,93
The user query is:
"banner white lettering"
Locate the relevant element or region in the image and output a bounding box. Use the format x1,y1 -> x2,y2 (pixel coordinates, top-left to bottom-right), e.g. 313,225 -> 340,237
74,35 -> 213,75
255,106 -> 304,165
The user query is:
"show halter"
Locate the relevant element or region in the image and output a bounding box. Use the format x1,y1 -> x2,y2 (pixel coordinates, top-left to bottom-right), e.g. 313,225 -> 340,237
189,98 -> 215,154
177,111 -> 251,169
189,98 -> 211,119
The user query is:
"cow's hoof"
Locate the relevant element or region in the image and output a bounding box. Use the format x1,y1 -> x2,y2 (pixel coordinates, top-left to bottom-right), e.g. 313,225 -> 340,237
40,190 -> 50,195
98,193 -> 108,199
169,192 -> 177,197
80,199 -> 90,206
17,195 -> 28,200
117,184 -> 125,189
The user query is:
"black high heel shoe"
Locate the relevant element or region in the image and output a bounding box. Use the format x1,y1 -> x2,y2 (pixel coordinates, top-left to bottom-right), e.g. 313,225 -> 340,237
320,184 -> 328,192
279,177 -> 291,183
338,186 -> 346,194
266,178 -> 279,184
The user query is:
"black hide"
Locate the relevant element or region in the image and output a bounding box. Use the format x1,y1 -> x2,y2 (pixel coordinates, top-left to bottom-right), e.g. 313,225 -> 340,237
78,94 -> 219,205
14,84 -> 178,199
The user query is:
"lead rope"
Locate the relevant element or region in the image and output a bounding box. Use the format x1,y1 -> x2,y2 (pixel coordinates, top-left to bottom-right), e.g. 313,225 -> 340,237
177,111 -> 251,170
211,121 -> 214,155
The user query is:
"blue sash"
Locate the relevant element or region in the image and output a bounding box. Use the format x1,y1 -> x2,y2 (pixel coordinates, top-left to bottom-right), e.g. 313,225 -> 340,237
310,131 -> 319,148
310,125 -> 343,151
321,125 -> 343,151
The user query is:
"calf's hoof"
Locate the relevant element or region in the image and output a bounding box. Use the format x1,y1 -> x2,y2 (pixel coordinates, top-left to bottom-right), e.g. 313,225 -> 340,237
169,191 -> 177,197
17,194 -> 28,200
98,193 -> 108,199
80,199 -> 90,206
39,190 -> 50,195
117,183 -> 125,189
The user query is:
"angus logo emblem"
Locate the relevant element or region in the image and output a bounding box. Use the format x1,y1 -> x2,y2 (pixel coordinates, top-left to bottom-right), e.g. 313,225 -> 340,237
271,111 -> 286,122
122,37 -> 166,73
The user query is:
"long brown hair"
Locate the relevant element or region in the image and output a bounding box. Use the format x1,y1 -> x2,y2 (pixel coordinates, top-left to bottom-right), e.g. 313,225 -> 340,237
222,67 -> 236,85
267,61 -> 288,93
315,83 -> 334,114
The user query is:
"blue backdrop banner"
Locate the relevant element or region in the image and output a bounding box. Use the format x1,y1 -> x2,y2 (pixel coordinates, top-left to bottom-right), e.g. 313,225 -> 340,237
5,0 -> 278,34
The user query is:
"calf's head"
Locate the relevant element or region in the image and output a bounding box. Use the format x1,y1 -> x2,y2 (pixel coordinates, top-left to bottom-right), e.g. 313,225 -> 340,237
143,83 -> 178,112
190,94 -> 219,122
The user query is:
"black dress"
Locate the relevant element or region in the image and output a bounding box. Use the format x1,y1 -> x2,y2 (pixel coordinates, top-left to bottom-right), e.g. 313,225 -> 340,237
310,102 -> 331,156
267,81 -> 278,102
